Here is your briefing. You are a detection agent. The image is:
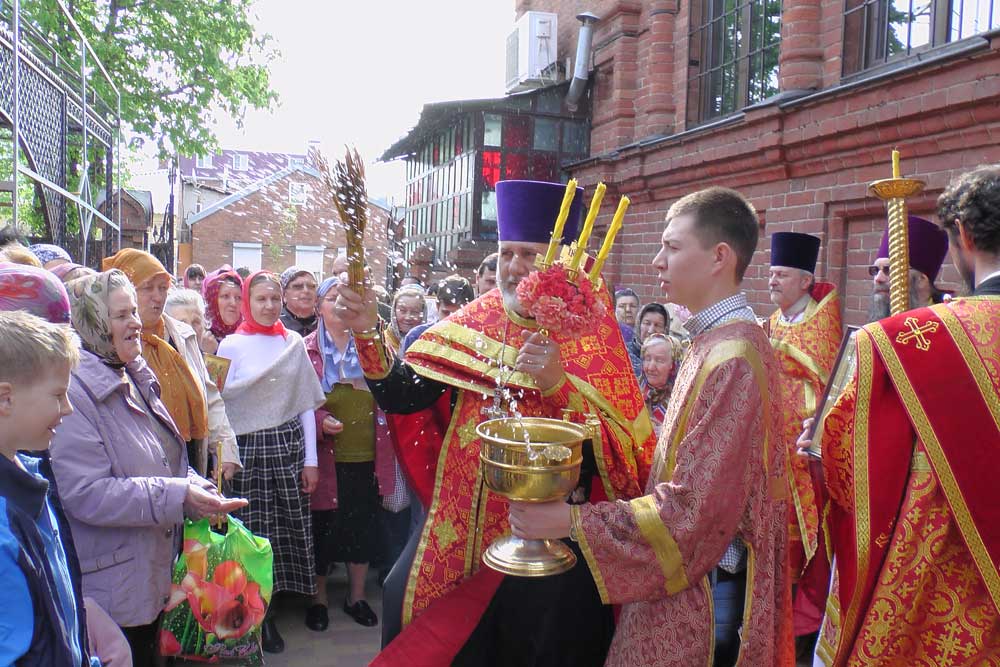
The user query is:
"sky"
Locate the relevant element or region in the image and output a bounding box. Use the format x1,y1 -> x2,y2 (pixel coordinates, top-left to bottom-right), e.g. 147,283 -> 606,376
205,0 -> 515,204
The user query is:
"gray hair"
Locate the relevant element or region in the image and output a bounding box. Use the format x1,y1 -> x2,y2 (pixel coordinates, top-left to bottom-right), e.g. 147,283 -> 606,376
165,288 -> 206,316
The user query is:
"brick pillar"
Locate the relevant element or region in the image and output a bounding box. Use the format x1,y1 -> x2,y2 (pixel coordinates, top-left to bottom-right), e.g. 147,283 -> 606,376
590,2 -> 642,153
779,0 -> 824,92
634,1 -> 678,137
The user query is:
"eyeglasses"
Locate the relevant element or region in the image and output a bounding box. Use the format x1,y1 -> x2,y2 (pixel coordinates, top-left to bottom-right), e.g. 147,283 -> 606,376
868,265 -> 890,278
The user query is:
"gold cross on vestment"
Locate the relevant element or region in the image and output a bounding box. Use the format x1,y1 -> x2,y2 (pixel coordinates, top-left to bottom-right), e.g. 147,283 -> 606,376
895,316 -> 939,351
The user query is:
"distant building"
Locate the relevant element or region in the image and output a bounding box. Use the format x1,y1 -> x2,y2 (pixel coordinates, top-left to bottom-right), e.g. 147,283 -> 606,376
380,83 -> 590,274
184,159 -> 389,280
96,188 -> 154,251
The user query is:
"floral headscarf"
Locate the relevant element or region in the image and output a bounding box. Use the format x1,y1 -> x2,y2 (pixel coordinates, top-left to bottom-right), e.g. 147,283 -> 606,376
236,270 -> 287,338
0,262 -> 72,323
29,243 -> 71,266
316,275 -> 363,391
51,262 -> 95,283
67,269 -> 136,365
201,265 -> 243,340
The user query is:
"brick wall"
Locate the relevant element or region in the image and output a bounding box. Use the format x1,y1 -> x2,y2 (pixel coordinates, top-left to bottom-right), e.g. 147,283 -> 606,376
518,0 -> 1000,327
189,170 -> 389,279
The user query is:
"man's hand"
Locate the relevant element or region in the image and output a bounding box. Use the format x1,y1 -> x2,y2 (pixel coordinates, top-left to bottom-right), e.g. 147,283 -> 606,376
183,484 -> 248,520
221,462 -> 238,481
515,332 -> 564,393
334,279 -> 379,333
322,416 -> 344,436
301,466 -> 319,494
509,500 -> 572,540
796,418 -> 815,455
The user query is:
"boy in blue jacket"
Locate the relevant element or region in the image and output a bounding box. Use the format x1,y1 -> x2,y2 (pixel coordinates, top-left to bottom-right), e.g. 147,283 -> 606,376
0,310 -> 99,667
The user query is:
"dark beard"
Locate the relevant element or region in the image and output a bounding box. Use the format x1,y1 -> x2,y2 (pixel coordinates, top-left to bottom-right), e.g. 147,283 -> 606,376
869,293 -> 890,322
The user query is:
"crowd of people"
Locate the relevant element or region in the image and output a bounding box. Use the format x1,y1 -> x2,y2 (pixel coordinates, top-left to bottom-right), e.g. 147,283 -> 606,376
1,165 -> 998,667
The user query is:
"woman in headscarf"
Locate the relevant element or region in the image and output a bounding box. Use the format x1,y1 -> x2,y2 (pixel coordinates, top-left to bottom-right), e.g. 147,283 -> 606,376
103,248 -> 242,479
384,284 -> 426,354
627,302 -> 670,379
200,265 -> 243,354
216,270 -> 325,654
28,243 -> 72,269
0,262 -> 72,323
638,333 -> 684,437
51,262 -> 96,284
302,276 -> 393,632
49,269 -> 245,666
279,266 -> 319,336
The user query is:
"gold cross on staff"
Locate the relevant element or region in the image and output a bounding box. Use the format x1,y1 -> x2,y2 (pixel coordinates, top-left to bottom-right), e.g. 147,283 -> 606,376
895,316 -> 939,351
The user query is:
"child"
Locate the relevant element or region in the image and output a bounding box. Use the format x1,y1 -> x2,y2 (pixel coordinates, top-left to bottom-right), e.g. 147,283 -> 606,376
0,310 -> 98,666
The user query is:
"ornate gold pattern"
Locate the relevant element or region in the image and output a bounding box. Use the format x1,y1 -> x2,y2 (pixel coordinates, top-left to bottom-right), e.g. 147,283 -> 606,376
571,505 -> 610,604
432,520 -> 459,551
894,316 -> 939,351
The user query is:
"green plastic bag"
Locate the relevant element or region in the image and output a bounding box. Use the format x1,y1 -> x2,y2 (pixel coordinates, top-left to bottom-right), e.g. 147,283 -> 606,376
158,516 -> 273,664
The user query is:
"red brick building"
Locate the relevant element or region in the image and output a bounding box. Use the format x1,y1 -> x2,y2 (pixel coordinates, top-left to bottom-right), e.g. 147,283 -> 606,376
519,0 -> 1000,325
185,163 -> 390,280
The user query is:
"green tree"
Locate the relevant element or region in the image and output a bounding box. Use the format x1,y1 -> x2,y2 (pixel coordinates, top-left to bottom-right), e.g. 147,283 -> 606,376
22,0 -> 278,156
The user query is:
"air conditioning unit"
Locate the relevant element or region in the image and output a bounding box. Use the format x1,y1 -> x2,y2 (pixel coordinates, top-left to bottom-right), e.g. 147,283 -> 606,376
505,11 -> 558,94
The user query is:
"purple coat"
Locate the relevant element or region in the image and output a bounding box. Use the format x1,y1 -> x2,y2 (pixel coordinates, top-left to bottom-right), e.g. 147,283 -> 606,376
49,350 -> 203,627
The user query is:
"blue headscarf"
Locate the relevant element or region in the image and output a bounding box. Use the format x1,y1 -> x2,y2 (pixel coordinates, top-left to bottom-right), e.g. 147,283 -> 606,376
316,276 -> 363,391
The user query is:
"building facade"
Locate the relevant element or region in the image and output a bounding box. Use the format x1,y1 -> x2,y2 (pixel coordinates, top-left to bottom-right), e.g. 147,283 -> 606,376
185,163 -> 390,280
381,83 -> 591,274
517,0 -> 1000,325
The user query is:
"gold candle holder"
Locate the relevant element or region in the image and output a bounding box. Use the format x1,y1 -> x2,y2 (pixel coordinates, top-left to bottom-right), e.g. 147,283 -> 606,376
869,149 -> 924,316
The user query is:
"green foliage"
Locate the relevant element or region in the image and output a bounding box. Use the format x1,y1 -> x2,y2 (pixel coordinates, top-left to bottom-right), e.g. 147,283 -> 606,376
268,204 -> 300,264
21,0 -> 278,157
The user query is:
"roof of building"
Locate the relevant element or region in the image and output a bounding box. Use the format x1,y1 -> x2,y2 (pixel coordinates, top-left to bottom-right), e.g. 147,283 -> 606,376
185,164 -> 322,226
95,188 -> 154,220
379,83 -> 569,162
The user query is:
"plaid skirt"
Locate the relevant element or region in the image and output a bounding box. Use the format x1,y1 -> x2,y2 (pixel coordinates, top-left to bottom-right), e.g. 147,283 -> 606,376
231,418 -> 316,596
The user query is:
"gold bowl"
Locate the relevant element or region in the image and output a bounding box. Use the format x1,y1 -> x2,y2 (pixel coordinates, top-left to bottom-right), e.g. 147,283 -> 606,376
476,417 -> 588,577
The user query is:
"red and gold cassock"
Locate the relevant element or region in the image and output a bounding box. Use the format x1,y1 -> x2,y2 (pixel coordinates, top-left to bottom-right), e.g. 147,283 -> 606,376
572,320 -> 795,667
821,297 -> 1000,665
359,288 -> 655,665
768,282 -> 842,577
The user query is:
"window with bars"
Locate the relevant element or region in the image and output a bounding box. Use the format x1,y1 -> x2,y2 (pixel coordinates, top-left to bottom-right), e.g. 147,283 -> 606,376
843,0 -> 998,75
686,0 -> 782,125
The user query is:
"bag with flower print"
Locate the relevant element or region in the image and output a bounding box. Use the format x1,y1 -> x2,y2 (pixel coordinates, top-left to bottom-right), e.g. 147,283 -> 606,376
158,516 -> 273,664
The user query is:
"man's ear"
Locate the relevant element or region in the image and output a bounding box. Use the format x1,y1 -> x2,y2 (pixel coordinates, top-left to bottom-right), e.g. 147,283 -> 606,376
0,382 -> 14,418
713,243 -> 737,279
956,219 -> 975,252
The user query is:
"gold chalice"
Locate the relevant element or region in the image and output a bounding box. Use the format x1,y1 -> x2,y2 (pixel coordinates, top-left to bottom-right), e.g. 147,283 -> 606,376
477,417 -> 588,577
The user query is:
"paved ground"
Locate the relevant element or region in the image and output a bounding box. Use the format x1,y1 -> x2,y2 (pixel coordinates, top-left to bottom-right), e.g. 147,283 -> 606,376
261,568 -> 382,667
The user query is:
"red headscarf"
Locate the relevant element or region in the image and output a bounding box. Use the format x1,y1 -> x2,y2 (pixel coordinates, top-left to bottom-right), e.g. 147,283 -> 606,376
202,266 -> 243,340
236,270 -> 287,338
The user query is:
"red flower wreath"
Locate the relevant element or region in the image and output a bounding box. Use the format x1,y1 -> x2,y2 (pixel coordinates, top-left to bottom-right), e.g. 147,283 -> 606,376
515,264 -> 607,338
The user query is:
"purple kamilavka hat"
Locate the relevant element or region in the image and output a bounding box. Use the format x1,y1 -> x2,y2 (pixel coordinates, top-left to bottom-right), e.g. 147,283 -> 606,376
496,180 -> 585,245
877,215 -> 949,284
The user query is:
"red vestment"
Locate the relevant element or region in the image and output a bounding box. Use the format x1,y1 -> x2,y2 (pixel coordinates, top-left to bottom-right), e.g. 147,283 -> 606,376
573,320 -> 795,666
822,297 -> 1000,665
358,289 -> 656,666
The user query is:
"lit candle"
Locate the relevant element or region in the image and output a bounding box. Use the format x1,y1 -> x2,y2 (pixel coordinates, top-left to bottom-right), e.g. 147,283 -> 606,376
544,179 -> 579,265
892,149 -> 900,179
570,182 -> 606,271
590,195 -> 630,280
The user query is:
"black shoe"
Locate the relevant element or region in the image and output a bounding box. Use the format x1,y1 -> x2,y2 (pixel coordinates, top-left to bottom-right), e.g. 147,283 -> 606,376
305,603 -> 329,632
343,598 -> 378,627
261,616 -> 285,653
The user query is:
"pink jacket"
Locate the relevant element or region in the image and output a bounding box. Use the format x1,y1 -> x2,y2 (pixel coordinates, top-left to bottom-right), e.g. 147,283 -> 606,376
303,331 -> 395,511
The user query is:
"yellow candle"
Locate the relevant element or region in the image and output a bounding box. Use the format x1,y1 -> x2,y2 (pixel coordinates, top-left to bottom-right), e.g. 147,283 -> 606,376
590,195 -> 630,280
570,182 -> 606,271
892,149 -> 900,179
544,179 -> 578,265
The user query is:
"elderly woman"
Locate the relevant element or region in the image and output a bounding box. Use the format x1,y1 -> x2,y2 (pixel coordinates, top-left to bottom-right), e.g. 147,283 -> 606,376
385,284 -> 426,354
200,265 -> 243,354
49,270 -> 245,666
279,266 -> 319,336
103,249 -> 241,479
217,270 -> 325,653
639,333 -> 684,437
302,276 -> 393,632
628,302 -> 670,378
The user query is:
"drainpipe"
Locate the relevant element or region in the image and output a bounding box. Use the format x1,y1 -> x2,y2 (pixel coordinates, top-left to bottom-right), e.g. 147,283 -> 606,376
565,12 -> 600,112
